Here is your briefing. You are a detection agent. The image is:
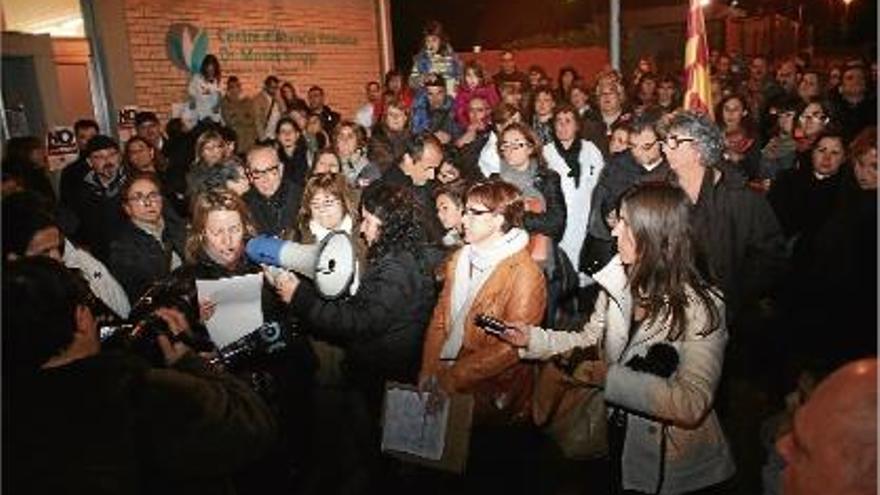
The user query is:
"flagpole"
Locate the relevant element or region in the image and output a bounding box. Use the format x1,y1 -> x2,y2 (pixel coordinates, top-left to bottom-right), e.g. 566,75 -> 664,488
610,0 -> 621,70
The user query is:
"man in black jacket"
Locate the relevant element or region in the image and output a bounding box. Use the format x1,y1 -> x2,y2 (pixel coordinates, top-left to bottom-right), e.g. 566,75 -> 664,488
380,133 -> 445,242
3,257 -> 276,495
307,85 -> 341,132
582,116 -> 670,276
660,111 -> 787,491
67,135 -> 129,263
242,144 -> 304,237
660,111 -> 786,322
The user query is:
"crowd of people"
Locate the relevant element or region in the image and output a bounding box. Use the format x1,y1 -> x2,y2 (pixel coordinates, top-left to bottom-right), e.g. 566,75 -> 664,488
2,18 -> 877,495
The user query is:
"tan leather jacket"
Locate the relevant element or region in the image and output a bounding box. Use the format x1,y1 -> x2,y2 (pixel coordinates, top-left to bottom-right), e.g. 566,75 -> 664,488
420,248 -> 546,425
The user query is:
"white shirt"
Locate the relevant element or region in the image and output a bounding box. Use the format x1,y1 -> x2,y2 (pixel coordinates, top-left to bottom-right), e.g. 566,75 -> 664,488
478,132 -> 502,178
63,239 -> 131,318
543,139 -> 605,266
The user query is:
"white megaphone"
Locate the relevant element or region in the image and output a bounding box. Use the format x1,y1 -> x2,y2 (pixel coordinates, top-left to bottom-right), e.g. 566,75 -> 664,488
245,232 -> 356,299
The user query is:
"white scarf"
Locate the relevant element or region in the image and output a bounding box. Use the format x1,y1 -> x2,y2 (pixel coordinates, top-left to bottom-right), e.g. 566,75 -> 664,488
309,215 -> 360,294
440,227 -> 529,360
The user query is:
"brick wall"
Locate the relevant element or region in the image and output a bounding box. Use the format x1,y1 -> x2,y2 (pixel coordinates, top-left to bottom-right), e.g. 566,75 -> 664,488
123,0 -> 382,122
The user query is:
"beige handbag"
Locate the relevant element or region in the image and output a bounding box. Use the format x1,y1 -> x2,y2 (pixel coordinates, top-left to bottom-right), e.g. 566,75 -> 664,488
532,345 -> 608,460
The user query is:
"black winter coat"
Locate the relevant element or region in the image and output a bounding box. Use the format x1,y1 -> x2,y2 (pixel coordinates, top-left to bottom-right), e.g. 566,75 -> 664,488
688,163 -> 787,320
243,180 -> 304,237
289,249 -> 437,390
587,151 -> 671,241
509,167 -> 567,243
67,171 -> 128,263
107,211 -> 187,303
278,143 -> 310,187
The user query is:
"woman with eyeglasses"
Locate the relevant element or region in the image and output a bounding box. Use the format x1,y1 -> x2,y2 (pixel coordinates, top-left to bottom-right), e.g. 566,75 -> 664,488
497,182 -> 734,495
495,121 -> 567,324
419,180 -> 546,479
107,173 -> 186,303
266,182 -> 438,491
289,173 -> 366,490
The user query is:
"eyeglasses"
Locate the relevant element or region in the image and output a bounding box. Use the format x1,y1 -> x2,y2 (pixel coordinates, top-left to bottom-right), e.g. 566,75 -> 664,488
661,135 -> 696,150
629,140 -> 658,151
310,198 -> 340,210
499,140 -> 531,151
800,113 -> 828,123
464,207 -> 494,217
127,191 -> 162,205
248,165 -> 280,179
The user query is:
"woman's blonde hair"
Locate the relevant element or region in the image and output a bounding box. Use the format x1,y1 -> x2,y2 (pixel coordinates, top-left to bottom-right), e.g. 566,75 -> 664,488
185,189 -> 256,263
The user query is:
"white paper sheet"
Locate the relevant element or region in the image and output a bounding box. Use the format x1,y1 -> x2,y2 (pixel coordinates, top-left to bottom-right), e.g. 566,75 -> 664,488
195,273 -> 264,348
381,387 -> 450,460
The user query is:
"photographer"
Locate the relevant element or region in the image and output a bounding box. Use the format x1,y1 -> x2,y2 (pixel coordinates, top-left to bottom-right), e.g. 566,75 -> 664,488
3,257 -> 277,494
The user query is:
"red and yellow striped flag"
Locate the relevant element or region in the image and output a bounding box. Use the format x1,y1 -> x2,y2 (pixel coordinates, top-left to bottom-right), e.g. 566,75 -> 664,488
683,0 -> 713,118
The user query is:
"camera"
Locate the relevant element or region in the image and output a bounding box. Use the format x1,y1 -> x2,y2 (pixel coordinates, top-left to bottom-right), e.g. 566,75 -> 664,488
101,277 -> 298,372
99,314 -> 191,366
208,321 -> 293,370
99,279 -> 207,366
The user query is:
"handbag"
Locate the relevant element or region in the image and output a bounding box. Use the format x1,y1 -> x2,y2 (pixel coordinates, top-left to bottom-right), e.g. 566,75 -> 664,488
532,344 -> 608,460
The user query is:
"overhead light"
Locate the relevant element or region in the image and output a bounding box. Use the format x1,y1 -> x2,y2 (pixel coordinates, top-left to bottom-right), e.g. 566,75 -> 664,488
700,0 -> 712,6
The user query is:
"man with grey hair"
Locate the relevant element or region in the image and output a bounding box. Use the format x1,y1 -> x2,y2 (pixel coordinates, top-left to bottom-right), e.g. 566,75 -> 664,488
661,111 -> 787,492
659,110 -> 786,321
776,358 -> 877,495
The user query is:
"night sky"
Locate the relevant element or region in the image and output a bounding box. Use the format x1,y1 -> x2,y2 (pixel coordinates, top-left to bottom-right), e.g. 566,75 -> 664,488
391,0 -> 877,72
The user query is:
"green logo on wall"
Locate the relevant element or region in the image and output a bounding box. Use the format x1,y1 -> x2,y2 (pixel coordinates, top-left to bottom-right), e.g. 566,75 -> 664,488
166,23 -> 209,73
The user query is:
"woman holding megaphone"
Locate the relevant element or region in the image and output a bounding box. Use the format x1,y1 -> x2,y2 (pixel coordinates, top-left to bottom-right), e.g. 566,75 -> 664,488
289,173 -> 362,385
265,182 -> 439,492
